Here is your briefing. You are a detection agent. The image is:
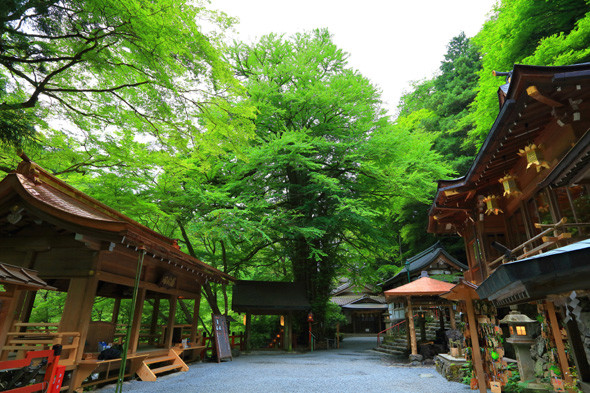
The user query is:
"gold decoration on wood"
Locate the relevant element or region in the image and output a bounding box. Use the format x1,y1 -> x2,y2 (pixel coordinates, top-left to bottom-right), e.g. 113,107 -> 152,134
483,195 -> 503,215
498,174 -> 522,197
518,144 -> 550,172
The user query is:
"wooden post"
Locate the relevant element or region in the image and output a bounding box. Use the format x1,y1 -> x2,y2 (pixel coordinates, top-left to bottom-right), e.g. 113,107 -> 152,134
287,312 -> 293,351
148,298 -> 160,345
336,322 -> 340,349
407,296 -> 417,355
465,298 -> 486,393
0,286 -> 21,360
111,298 -> 121,324
129,288 -> 146,354
164,295 -> 177,348
449,305 -> 456,330
245,313 -> 251,352
60,276 -> 99,362
19,290 -> 37,325
546,301 -> 573,386
190,295 -> 201,345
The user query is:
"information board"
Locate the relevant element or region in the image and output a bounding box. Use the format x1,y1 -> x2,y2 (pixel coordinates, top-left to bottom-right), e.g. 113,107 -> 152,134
212,314 -> 232,363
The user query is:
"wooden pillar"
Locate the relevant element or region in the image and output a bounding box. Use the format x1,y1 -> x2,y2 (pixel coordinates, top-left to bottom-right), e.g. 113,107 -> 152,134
407,296 -> 417,355
19,290 -> 37,325
546,301 -> 573,386
245,313 -> 251,351
111,298 -> 121,324
0,286 -> 22,360
287,312 -> 293,351
59,276 -> 98,362
190,295 -> 201,345
149,298 -> 160,345
449,305 -> 456,330
465,298 -> 486,393
128,288 -> 146,354
163,295 -> 177,348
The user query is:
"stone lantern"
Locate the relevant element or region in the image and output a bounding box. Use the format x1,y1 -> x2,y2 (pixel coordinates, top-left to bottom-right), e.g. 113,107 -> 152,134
500,309 -> 538,381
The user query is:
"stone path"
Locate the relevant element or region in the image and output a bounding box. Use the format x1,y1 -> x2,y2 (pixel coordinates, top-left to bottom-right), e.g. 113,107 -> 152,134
97,337 -> 474,393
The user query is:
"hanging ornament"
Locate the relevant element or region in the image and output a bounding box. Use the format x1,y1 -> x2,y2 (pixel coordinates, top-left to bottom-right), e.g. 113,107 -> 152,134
518,143 -> 550,172
483,195 -> 503,215
498,174 -> 522,197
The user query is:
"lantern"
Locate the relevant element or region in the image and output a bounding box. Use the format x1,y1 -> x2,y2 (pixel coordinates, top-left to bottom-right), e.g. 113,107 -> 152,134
500,309 -> 538,382
518,143 -> 550,172
307,312 -> 314,322
498,174 -> 522,197
280,315 -> 285,326
483,195 -> 503,215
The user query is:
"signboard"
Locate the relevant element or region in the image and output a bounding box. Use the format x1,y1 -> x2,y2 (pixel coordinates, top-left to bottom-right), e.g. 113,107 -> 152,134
212,314 -> 232,363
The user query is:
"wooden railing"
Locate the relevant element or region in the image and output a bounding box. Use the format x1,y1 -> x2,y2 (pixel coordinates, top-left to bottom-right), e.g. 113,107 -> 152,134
488,217 -> 573,270
376,315 -> 418,346
3,322 -> 80,367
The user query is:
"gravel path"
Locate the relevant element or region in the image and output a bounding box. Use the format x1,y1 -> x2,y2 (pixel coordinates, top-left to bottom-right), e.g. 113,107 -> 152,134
97,337 -> 474,393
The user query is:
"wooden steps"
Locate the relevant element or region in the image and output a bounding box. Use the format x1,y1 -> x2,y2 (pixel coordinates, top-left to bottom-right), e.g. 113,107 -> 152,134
136,348 -> 189,382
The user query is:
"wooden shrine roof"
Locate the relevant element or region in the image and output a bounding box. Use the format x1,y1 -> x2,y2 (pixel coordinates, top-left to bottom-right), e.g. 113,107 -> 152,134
0,263 -> 55,290
0,157 -> 233,284
232,280 -> 310,314
384,276 -> 455,300
428,63 -> 590,234
381,241 -> 467,289
440,280 -> 479,301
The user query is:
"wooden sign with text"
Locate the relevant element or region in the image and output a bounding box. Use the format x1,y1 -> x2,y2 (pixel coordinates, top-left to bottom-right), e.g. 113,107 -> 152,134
212,314 -> 232,363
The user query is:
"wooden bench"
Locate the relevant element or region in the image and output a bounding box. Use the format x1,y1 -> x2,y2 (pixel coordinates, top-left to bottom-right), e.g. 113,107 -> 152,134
71,353 -> 149,390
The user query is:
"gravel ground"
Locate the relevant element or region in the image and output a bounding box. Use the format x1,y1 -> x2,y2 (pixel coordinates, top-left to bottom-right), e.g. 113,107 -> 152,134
96,337 -> 475,393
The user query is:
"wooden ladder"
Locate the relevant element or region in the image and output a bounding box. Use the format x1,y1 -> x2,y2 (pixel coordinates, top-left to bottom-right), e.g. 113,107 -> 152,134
136,348 -> 189,382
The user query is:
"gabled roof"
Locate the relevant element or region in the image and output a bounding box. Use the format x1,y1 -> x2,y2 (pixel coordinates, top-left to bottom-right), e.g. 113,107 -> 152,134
330,294 -> 386,306
428,63 -> 590,234
331,278 -> 376,296
0,158 -> 232,284
232,280 -> 310,314
384,276 -> 455,300
381,242 -> 467,288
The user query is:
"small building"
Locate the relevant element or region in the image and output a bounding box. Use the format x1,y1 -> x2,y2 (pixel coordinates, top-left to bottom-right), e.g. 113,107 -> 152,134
0,157 -> 232,391
382,242 -> 466,321
330,279 -> 387,334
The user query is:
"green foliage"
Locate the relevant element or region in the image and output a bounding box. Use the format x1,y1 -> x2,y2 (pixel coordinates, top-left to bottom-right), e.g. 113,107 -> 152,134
469,0 -> 590,146
0,0 -> 247,147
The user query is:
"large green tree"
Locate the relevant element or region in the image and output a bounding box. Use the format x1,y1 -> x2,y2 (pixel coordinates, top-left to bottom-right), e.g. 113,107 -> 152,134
0,0 -> 248,148
224,30 -> 449,330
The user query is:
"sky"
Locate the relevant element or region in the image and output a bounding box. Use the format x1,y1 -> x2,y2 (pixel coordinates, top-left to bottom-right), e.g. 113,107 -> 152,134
209,0 -> 497,116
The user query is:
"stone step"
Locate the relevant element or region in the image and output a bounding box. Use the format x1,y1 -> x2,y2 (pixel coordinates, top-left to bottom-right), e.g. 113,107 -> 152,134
374,346 -> 407,356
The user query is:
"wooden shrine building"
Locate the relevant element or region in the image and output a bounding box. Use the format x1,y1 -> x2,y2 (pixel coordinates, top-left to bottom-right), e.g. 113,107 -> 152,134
232,280 -> 310,351
330,278 -> 387,334
384,275 -> 456,357
382,242 -> 466,322
0,157 -> 233,391
428,63 -> 590,391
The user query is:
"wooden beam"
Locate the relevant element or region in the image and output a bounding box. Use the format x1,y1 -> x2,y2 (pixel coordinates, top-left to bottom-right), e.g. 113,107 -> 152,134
111,298 -> 121,324
465,298 -> 486,393
190,296 -> 201,346
0,286 -> 21,361
96,271 -> 198,299
129,288 -> 146,354
449,306 -> 456,330
526,86 -> 563,107
245,313 -> 251,352
149,298 -> 160,346
407,296 -> 417,356
59,276 -> 99,364
546,301 -> 573,386
163,296 -> 177,348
